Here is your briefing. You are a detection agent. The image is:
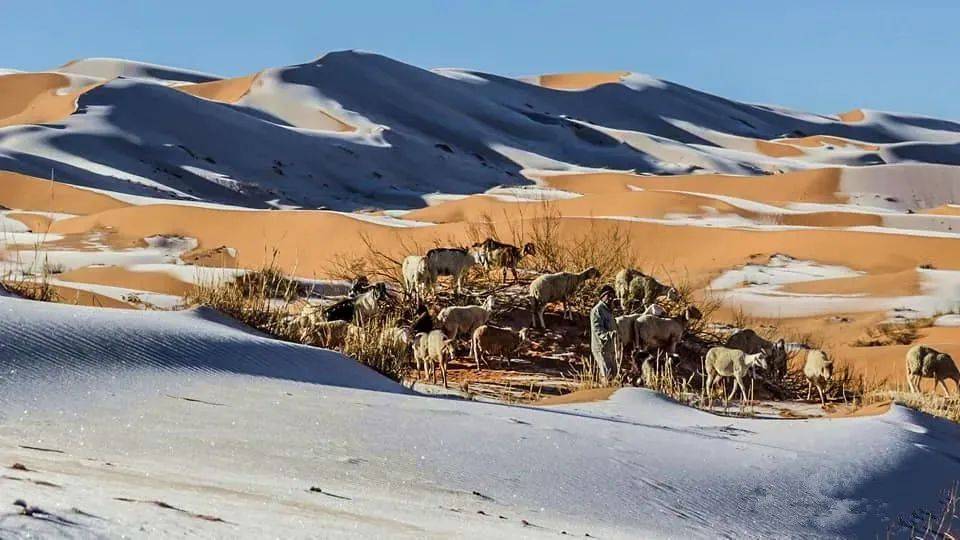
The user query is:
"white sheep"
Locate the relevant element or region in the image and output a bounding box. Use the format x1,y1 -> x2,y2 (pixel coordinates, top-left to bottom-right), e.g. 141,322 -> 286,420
803,349 -> 834,405
726,329 -> 788,381
425,247 -> 478,294
471,325 -> 528,370
633,314 -> 684,356
437,295 -> 496,339
402,255 -> 435,304
528,267 -> 600,329
906,344 -> 959,396
704,346 -> 769,402
413,330 -> 455,387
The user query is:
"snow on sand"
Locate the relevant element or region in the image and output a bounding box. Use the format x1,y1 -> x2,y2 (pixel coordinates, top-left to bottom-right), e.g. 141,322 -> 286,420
0,296 -> 958,537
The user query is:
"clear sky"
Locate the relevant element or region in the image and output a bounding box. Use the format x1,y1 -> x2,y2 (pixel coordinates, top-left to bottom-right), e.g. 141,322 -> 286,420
4,1 -> 958,119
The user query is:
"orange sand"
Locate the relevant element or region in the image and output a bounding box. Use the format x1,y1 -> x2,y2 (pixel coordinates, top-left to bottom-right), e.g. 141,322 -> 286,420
177,73 -> 259,102
0,73 -> 99,128
782,270 -> 920,297
0,171 -> 129,215
838,109 -> 866,123
50,284 -> 133,309
539,168 -> 844,203
58,266 -> 194,296
538,72 -> 629,90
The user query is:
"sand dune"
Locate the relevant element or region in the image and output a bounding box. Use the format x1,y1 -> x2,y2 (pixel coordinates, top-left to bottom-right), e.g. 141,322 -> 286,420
58,265 -> 194,296
537,71 -> 629,90
177,73 -> 259,102
55,57 -> 219,84
0,171 -> 128,214
43,201 -> 960,285
0,72 -> 100,127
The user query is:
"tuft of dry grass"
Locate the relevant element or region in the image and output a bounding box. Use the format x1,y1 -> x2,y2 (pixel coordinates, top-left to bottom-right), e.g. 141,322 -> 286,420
185,259 -> 302,343
341,314 -> 409,381
853,319 -> 930,348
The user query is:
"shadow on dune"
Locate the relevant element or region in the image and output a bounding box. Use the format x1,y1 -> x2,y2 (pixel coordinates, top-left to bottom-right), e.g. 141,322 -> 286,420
0,297 -> 408,401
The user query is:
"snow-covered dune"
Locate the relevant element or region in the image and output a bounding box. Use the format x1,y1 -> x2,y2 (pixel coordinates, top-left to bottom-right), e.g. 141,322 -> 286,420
2,51 -> 960,210
55,57 -> 221,84
0,295 -> 958,538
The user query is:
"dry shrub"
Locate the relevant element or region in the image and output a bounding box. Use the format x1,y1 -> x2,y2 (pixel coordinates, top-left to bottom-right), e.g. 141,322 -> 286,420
1,278 -> 59,303
865,388 -> 960,424
232,265 -> 307,301
341,314 -> 409,381
185,260 -> 301,343
853,320 -> 924,347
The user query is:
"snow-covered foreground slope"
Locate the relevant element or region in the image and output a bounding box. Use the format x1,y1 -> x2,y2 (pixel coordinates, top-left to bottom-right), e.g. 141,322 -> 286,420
0,296 -> 956,538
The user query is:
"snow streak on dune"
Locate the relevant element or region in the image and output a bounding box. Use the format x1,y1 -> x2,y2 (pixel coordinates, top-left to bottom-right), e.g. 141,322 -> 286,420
1,295 -> 959,538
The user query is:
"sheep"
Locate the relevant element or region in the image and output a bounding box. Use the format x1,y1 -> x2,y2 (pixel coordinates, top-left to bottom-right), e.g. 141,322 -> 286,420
471,238 -> 536,282
633,314 -> 684,357
906,344 -> 960,396
643,303 -> 667,317
614,268 -> 645,309
614,313 -> 643,364
803,349 -> 834,405
425,247 -> 479,294
402,255 -> 435,304
436,295 -> 496,339
726,329 -> 788,381
704,346 -> 769,402
324,283 -> 388,324
413,330 -> 455,387
528,267 -> 601,329
624,275 -> 678,312
411,305 -> 434,334
471,325 -> 528,370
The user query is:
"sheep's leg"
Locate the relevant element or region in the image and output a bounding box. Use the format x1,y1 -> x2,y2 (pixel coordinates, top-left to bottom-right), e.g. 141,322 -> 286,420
502,267 -> 508,283
511,267 -> 518,283
806,380 -> 812,401
538,306 -> 547,329
734,374 -> 747,402
441,359 -> 448,388
907,374 -> 917,393
938,377 -> 951,397
725,377 -> 735,401
817,384 -> 826,407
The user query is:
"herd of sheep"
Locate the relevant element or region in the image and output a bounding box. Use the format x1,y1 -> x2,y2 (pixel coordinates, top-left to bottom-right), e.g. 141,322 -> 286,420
294,237 -> 959,404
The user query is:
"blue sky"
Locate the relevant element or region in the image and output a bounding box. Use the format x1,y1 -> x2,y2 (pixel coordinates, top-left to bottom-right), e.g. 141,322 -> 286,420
4,1 -> 958,118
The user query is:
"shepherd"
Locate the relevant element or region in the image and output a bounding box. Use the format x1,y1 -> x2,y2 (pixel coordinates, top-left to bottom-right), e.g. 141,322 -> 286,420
590,285 -> 618,383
